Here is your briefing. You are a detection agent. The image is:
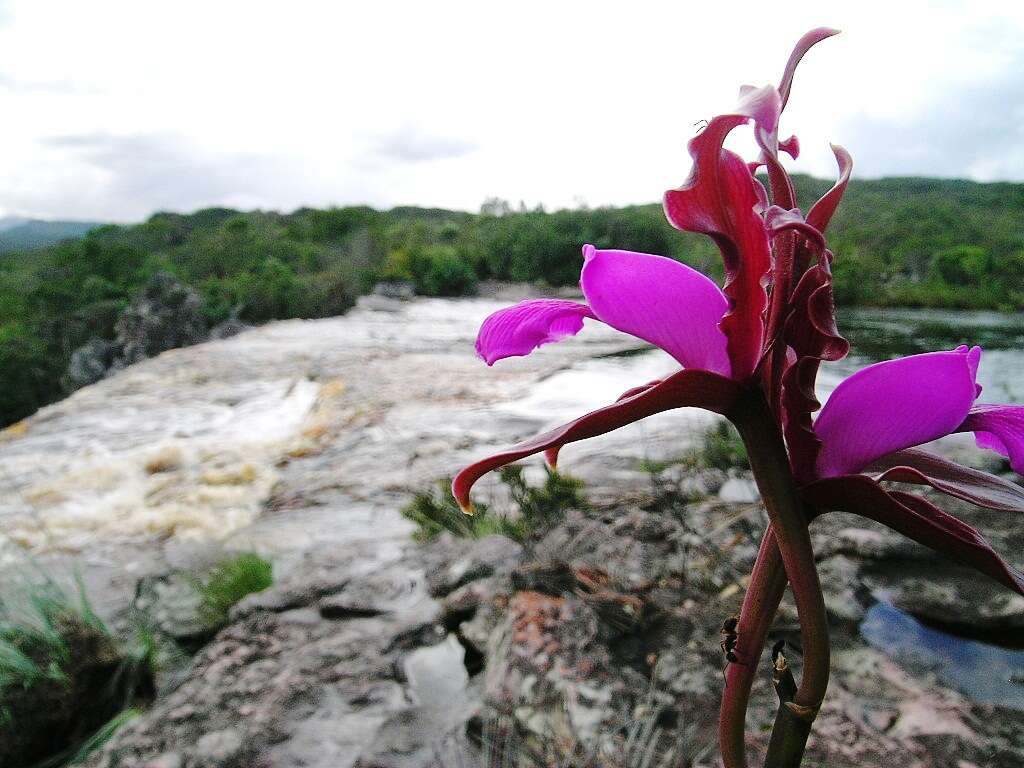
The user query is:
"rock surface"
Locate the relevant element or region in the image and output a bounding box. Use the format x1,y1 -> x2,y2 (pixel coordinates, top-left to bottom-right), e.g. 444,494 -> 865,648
65,272 -> 209,390
83,481 -> 1024,768
5,294 -> 1023,767
115,272 -> 208,366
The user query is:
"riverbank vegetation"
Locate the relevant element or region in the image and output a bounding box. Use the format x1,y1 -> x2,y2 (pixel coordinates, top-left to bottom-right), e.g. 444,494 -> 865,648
0,578 -> 157,768
402,466 -> 586,544
192,552 -> 273,628
1,174 -> 1021,426
0,554 -> 274,768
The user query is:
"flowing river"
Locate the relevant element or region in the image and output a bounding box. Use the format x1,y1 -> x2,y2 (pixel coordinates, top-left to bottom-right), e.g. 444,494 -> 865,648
0,293 -> 1022,704
2,295 -> 1023,568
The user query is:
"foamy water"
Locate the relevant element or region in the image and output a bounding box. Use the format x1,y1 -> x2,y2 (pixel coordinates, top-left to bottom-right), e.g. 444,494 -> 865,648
1,297 -> 1020,566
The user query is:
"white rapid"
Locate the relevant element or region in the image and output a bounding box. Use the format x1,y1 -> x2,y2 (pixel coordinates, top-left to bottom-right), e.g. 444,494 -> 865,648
0,294 -> 1016,611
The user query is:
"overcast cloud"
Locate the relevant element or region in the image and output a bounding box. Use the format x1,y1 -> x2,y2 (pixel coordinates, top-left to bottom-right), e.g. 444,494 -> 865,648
0,0 -> 1021,221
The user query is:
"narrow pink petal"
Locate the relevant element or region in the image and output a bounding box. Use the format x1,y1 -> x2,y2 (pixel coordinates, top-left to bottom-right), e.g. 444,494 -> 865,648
957,404 -> 1024,473
580,246 -> 731,376
814,347 -> 981,478
475,299 -> 595,365
803,475 -> 1024,597
868,447 -> 1024,513
452,369 -> 742,511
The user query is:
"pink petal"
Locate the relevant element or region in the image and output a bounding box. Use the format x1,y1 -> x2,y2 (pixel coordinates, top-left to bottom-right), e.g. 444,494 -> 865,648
663,90 -> 778,379
814,347 -> 982,478
957,404 -> 1024,473
580,246 -> 731,376
475,299 -> 595,365
867,447 -> 1024,513
452,369 -> 742,511
803,475 -> 1024,597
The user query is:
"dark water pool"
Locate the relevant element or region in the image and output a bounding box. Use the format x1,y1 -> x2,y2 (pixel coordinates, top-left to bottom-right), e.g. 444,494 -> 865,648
860,602 -> 1024,709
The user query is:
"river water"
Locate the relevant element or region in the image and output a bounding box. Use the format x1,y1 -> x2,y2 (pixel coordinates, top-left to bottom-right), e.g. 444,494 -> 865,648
2,296 -> 1022,563
0,294 -> 1021,704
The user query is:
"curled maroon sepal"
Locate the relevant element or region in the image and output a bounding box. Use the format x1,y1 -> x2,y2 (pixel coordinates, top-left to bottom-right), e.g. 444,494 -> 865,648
663,90 -> 778,381
764,206 -> 826,252
778,27 -> 841,110
867,447 -> 1024,513
781,259 -> 849,482
779,135 -> 799,159
807,144 -> 853,236
453,369 -> 743,512
802,474 -> 1024,596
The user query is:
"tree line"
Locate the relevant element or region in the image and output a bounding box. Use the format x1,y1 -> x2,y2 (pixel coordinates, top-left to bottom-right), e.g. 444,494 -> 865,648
0,173 -> 1022,425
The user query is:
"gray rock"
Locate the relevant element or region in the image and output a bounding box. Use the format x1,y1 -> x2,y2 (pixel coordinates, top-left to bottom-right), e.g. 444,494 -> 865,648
63,273 -> 209,389
718,475 -> 760,503
116,272 -> 207,365
426,535 -> 522,597
194,729 -> 243,766
404,636 -> 469,708
373,281 -> 416,300
133,571 -> 220,644
83,550 -> 478,768
66,337 -> 120,388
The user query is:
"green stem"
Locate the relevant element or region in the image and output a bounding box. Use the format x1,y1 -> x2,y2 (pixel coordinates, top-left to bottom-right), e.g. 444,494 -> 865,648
728,389 -> 830,768
766,642 -> 812,766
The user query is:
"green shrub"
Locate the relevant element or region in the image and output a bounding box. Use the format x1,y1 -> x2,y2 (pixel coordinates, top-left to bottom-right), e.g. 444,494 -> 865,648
382,244 -> 477,296
0,577 -> 156,768
401,479 -> 507,542
412,245 -> 477,296
697,421 -> 749,472
498,465 -> 587,537
193,552 -> 274,627
402,467 -> 585,544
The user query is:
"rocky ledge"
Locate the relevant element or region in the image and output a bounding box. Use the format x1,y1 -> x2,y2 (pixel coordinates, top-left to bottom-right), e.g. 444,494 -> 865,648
84,469 -> 1024,768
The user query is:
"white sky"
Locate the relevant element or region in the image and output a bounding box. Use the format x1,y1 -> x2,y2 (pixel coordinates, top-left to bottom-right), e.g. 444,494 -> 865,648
0,0 -> 1021,221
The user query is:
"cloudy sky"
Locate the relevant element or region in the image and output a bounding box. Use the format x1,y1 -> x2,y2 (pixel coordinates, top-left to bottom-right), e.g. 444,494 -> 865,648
0,0 -> 1021,222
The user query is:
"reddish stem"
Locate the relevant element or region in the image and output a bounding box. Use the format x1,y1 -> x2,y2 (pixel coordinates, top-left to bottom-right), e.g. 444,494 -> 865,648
719,525 -> 788,768
729,389 -> 830,762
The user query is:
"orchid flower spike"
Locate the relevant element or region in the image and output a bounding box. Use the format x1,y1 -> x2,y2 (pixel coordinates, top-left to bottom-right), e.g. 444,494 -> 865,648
453,25 -> 1024,768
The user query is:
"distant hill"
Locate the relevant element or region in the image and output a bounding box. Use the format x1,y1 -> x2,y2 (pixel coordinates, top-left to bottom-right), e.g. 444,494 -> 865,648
0,219 -> 104,253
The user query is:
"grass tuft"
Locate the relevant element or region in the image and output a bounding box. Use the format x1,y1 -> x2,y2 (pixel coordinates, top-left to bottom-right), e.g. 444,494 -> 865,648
402,467 -> 586,544
194,552 -> 274,627
694,421 -> 748,472
0,576 -> 156,768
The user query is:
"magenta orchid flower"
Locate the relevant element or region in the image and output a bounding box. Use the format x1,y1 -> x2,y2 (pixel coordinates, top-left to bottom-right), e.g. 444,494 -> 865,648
452,28 -> 1024,768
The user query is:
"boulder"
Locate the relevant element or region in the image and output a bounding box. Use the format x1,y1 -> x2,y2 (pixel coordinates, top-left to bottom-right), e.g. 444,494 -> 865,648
66,337 -> 121,389
115,272 -> 207,365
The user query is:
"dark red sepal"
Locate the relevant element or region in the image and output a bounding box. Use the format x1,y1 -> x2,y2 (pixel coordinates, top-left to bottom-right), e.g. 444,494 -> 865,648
453,369 -> 743,511
867,448 -> 1024,513
802,474 -> 1024,596
781,259 -> 849,482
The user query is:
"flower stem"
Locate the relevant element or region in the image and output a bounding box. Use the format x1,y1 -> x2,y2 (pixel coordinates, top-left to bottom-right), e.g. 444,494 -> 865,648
719,525 -> 788,768
728,389 -> 830,767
